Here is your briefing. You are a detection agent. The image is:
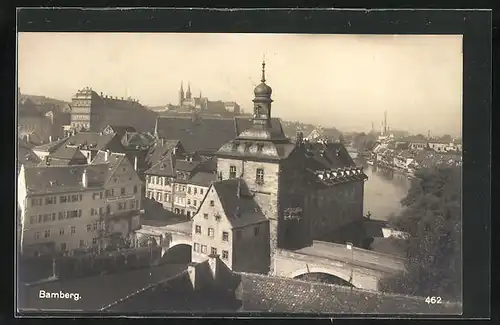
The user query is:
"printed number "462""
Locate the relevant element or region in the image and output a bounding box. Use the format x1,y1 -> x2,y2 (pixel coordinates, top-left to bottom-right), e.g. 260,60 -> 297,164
425,296 -> 442,304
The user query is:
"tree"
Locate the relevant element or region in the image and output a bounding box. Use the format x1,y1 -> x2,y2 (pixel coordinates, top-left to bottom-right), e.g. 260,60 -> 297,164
379,166 -> 462,301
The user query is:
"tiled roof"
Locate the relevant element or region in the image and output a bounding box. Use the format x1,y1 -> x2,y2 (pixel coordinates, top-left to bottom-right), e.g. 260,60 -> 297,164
212,179 -> 268,228
32,137 -> 68,153
156,116 -> 237,154
144,154 -> 176,177
216,139 -> 296,161
91,151 -> 127,183
304,142 -> 356,171
49,145 -> 87,161
188,171 -> 216,187
18,145 -> 41,170
145,140 -> 183,166
102,258 -> 461,314
235,273 -> 461,314
64,132 -> 120,152
234,117 -> 286,140
21,163 -> 109,195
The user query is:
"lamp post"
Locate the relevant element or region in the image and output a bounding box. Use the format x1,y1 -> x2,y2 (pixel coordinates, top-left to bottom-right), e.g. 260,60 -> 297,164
346,241 -> 353,289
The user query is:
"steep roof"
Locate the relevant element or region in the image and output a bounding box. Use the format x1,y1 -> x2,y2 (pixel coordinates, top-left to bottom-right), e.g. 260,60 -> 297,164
144,154 -> 176,177
304,142 -> 356,171
188,171 -> 216,187
145,140 -> 183,166
216,138 -> 296,161
17,144 -> 41,170
234,117 -> 286,140
49,145 -> 87,161
21,163 -> 109,195
91,151 -> 128,184
32,137 -> 68,153
65,132 -> 121,152
210,179 -> 268,228
155,116 -> 237,154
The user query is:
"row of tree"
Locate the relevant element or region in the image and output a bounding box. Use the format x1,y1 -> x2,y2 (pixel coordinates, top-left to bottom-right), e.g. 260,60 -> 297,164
379,166 -> 462,301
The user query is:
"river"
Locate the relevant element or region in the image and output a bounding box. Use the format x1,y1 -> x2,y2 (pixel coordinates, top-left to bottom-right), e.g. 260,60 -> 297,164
355,158 -> 413,221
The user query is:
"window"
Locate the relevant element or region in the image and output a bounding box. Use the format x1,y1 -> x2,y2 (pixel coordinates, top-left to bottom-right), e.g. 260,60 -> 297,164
254,226 -> 260,236
34,232 -> 40,239
201,245 -> 207,254
187,199 -> 191,205
147,191 -> 152,198
79,240 -> 85,248
187,211 -> 191,218
44,230 -> 50,238
222,231 -> 229,241
193,200 -> 197,207
211,247 -> 217,255
106,205 -> 111,214
59,228 -> 64,236
59,195 -> 68,203
45,196 -> 56,205
133,185 -> 138,194
194,243 -> 200,252
92,238 -> 98,245
79,209 -> 82,218
31,198 -> 42,207
131,200 -> 136,209
60,243 -> 66,251
200,189 -> 204,195
195,225 -> 201,234
229,166 -> 237,179
222,250 -> 229,260
156,192 -> 161,201
210,200 -> 214,207
187,187 -> 191,194
203,213 -> 208,219
236,230 -> 242,240
208,228 -> 214,237
256,168 -> 264,185
71,194 -> 79,202
51,213 -> 56,221
70,226 -> 76,235
121,187 -> 126,195
194,188 -> 197,195
218,171 -> 223,181
58,212 -> 64,220
38,215 -> 42,223
86,224 -> 91,232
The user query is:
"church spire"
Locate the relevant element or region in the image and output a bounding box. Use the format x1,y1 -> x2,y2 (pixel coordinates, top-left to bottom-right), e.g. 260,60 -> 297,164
186,82 -> 192,99
179,81 -> 185,106
261,58 -> 266,83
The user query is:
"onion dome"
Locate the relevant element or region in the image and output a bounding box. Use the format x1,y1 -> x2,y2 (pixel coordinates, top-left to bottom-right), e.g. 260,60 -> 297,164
254,61 -> 272,98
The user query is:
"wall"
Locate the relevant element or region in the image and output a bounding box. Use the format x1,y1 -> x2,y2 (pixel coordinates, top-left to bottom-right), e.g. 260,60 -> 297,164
191,187 -> 232,266
146,175 -> 174,211
306,180 -> 365,240
185,184 -> 209,218
231,221 -> 270,274
20,189 -> 104,254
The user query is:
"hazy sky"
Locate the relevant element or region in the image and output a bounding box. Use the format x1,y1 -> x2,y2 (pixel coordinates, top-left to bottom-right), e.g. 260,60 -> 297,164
18,33 -> 462,136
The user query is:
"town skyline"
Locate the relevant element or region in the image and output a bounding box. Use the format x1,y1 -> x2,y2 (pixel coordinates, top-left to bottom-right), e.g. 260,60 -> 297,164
18,33 -> 462,137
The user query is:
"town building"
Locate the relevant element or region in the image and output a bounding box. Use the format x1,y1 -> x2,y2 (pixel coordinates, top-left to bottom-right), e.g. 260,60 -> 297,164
191,179 -> 270,273
18,96 -> 52,144
144,147 -> 216,219
17,150 -> 143,257
195,61 -> 368,274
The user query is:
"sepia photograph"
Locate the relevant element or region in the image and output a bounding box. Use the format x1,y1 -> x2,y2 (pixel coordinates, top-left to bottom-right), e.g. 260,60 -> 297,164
16,31 -> 464,315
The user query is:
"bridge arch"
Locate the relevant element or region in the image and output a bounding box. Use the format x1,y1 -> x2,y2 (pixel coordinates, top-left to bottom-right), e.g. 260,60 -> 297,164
161,241 -> 192,264
287,266 -> 359,288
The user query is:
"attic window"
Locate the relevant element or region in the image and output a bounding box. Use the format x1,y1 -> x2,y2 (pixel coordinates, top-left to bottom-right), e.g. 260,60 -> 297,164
232,143 -> 239,151
257,144 -> 264,153
245,142 -> 252,152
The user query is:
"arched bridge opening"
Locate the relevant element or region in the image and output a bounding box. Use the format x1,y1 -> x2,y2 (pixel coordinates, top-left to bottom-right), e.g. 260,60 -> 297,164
294,272 -> 355,288
160,243 -> 192,264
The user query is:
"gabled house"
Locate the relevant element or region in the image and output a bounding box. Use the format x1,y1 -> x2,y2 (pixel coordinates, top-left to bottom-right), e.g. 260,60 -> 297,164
191,178 -> 270,274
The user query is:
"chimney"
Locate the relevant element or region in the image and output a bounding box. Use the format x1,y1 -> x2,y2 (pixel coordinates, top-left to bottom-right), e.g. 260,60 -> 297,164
26,134 -> 30,143
105,150 -> 110,161
49,136 -> 52,142
172,147 -> 177,155
134,156 -> 138,171
86,152 -> 91,164
161,138 -> 164,146
82,169 -> 88,188
187,262 -> 200,291
236,177 -> 241,200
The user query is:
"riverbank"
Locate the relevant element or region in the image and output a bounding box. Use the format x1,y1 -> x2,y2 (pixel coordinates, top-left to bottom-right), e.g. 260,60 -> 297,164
371,161 -> 417,180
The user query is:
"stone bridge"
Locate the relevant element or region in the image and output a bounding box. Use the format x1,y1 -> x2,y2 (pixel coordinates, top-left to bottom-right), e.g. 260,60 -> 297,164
134,220 -> 193,257
273,240 -> 406,291
135,222 -> 405,291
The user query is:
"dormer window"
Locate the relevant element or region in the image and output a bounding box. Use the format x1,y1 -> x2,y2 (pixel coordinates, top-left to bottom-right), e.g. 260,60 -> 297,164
256,168 -> 264,185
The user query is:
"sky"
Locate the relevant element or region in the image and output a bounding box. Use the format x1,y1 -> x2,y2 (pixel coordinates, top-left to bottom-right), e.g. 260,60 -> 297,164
18,33 -> 463,137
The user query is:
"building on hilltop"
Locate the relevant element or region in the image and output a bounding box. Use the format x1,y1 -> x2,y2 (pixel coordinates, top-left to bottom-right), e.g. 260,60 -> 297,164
17,150 -> 144,257
18,94 -> 52,144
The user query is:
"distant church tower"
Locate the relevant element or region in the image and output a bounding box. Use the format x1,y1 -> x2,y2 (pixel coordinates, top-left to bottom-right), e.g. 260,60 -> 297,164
179,81 -> 185,106
186,82 -> 192,99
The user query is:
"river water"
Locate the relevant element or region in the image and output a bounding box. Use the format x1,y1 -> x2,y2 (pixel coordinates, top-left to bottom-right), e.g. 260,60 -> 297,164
355,158 -> 413,221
